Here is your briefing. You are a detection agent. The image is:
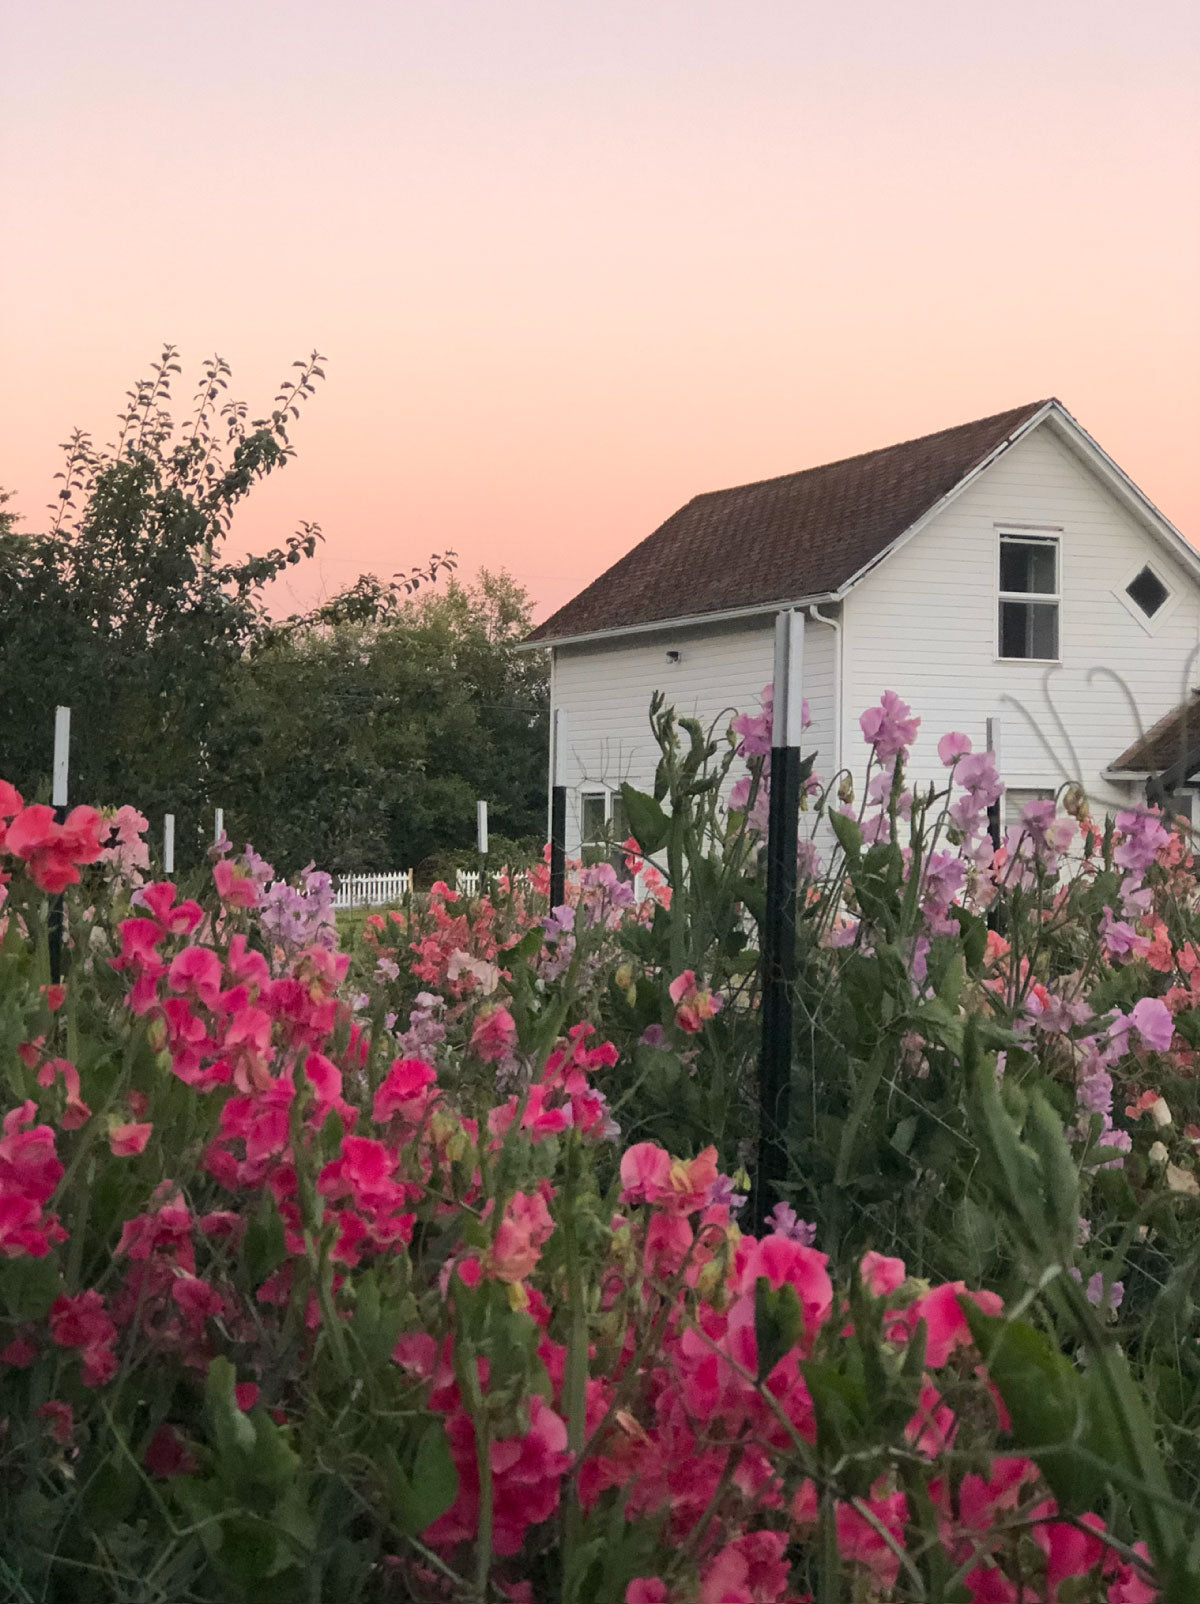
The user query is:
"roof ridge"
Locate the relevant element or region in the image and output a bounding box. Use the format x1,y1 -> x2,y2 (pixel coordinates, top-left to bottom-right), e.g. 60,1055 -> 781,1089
688,399 -> 1053,503
526,397 -> 1064,646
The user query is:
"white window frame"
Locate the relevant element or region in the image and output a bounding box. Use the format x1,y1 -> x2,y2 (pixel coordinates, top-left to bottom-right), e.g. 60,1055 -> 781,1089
996,527 -> 1062,663
1114,556 -> 1179,636
579,789 -> 612,848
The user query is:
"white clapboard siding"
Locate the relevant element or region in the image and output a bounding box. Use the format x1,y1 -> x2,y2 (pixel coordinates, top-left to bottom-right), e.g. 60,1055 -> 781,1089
333,870 -> 413,910
841,425 -> 1200,810
551,614 -> 837,858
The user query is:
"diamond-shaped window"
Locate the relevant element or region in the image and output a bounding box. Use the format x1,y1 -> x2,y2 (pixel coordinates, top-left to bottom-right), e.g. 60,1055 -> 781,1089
1126,565 -> 1169,618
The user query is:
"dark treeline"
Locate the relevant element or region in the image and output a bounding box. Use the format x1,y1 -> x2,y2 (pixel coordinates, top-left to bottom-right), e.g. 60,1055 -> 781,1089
0,349 -> 548,874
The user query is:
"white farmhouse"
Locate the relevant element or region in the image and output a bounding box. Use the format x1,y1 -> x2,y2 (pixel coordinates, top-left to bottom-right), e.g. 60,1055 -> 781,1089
524,401 -> 1200,855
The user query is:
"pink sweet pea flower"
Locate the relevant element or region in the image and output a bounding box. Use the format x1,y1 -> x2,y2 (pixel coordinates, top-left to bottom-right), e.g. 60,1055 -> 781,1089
471,1005 -> 517,1064
737,1233 -> 834,1336
860,1250 -> 907,1297
213,858 -> 259,909
1129,996 -> 1174,1053
108,1121 -> 153,1157
619,1141 -> 672,1205
891,1282 -> 1004,1367
36,1400 -> 75,1445
626,1582 -> 670,1604
373,1057 -> 437,1125
486,1188 -> 556,1283
699,1531 -> 790,1604
860,690 -> 920,764
937,731 -> 972,766
668,970 -> 723,1034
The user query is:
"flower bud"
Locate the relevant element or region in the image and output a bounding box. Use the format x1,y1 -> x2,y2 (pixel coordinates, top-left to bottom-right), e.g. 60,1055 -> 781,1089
1062,784 -> 1090,823
1148,1140 -> 1169,1165
1150,1096 -> 1173,1128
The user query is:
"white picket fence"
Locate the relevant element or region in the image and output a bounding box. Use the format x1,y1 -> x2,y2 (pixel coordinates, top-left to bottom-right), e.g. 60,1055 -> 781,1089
334,866 -> 535,909
334,870 -> 413,910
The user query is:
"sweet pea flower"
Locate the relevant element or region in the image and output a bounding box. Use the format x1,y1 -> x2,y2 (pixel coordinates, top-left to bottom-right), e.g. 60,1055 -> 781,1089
471,1004 -> 518,1064
860,1250 -> 907,1297
668,970 -> 723,1034
108,1121 -> 153,1157
626,1582 -> 670,1604
699,1530 -> 789,1604
486,1188 -> 556,1283
213,858 -> 259,909
860,690 -> 920,763
1110,996 -> 1175,1056
373,1057 -> 438,1125
938,731 -> 972,766
764,1201 -> 817,1245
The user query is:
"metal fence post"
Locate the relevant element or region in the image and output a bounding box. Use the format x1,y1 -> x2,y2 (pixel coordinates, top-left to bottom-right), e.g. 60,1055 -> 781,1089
755,612 -> 804,1223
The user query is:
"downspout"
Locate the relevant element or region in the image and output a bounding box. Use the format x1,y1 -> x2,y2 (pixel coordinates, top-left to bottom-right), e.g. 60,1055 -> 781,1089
806,605 -> 842,777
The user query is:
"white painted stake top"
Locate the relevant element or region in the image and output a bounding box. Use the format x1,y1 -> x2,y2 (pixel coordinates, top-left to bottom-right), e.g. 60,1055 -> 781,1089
552,708 -> 570,787
52,706 -> 71,808
772,611 -> 806,748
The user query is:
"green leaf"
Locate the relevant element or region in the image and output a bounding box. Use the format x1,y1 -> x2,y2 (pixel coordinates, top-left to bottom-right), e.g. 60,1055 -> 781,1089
619,784 -> 670,856
390,1420 -> 459,1536
81,1453 -> 140,1532
964,1305 -> 1103,1508
754,1276 -> 803,1380
207,1355 -> 256,1471
1024,1091 -> 1080,1258
244,1197 -> 287,1286
952,906 -> 988,971
0,1255 -> 61,1320
829,809 -> 863,862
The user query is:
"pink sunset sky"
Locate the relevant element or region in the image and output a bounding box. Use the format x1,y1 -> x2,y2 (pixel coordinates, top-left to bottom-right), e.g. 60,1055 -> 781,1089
2,0 -> 1197,625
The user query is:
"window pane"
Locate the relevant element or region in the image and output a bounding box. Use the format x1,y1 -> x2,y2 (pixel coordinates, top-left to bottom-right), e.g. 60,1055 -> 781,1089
609,793 -> 628,843
1000,538 -> 1056,594
1126,565 -> 1169,618
999,600 -> 1059,659
581,793 -> 607,843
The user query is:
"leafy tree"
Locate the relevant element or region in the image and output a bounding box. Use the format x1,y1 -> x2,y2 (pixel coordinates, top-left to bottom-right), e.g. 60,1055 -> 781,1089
0,349 -> 454,854
215,571 -> 548,874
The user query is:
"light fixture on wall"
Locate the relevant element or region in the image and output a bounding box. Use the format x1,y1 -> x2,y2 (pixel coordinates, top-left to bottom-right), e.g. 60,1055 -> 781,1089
666,649 -> 681,664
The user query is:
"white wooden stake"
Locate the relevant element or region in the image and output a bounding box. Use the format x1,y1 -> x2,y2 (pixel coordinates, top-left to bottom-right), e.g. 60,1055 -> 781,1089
214,808 -> 224,844
476,800 -> 489,856
52,706 -> 71,809
552,708 -> 569,787
772,611 -> 806,746
163,814 -> 175,875
986,715 -> 1002,770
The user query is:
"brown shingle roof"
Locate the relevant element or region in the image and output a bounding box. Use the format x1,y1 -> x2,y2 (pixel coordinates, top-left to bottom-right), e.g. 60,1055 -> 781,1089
527,400 -> 1052,643
1112,694 -> 1200,775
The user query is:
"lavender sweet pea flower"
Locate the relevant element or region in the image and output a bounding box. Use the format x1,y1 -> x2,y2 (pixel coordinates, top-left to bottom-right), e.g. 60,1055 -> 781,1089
765,1202 -> 817,1245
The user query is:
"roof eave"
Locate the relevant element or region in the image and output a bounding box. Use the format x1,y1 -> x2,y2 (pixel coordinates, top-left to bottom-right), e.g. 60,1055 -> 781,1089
518,593 -> 838,652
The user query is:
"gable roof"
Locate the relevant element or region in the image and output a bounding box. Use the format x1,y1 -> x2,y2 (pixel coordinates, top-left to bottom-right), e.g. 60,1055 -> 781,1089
1111,693 -> 1200,779
527,400 -> 1051,645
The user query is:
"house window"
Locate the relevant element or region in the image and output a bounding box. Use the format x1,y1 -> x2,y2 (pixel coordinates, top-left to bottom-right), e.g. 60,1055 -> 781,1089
580,790 -> 631,872
1125,564 -> 1169,620
580,792 -> 608,848
998,534 -> 1059,660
